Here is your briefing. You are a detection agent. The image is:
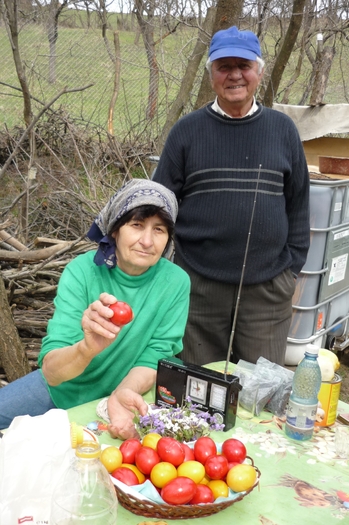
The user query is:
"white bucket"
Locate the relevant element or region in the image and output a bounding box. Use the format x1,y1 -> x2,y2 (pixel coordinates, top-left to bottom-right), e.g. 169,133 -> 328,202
285,337 -> 324,366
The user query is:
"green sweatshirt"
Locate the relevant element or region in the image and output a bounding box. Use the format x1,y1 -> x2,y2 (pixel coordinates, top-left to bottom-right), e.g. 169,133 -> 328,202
38,251 -> 190,409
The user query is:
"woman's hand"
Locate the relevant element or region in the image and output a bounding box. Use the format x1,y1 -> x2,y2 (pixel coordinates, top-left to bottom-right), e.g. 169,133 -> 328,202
42,292 -> 121,386
80,292 -> 122,358
107,388 -> 148,440
106,366 -> 157,440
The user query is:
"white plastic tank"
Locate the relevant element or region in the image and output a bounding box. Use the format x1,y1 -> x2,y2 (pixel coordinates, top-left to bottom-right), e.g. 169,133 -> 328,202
286,178 -> 349,366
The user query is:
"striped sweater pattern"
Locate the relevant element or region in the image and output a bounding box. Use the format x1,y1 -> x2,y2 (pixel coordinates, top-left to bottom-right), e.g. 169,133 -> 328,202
154,103 -> 310,285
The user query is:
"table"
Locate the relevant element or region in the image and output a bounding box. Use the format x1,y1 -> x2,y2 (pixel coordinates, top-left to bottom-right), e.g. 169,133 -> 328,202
67,391 -> 349,525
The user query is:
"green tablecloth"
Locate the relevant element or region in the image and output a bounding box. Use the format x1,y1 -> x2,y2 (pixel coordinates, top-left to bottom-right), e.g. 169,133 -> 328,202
67,388 -> 349,525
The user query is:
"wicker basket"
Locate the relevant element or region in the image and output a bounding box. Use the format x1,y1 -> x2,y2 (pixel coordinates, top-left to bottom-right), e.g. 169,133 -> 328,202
113,458 -> 261,520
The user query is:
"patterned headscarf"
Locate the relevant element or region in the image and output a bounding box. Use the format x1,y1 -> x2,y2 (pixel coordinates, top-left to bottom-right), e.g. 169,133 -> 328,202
87,178 -> 178,268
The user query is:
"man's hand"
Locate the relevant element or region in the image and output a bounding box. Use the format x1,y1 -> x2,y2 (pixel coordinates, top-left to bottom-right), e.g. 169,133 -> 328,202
107,388 -> 148,440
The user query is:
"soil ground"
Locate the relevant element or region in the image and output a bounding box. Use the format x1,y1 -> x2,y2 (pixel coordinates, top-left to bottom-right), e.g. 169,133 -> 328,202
338,351 -> 349,404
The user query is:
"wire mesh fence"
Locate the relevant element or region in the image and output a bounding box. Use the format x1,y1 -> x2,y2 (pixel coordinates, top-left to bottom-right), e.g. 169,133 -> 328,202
0,13 -> 202,146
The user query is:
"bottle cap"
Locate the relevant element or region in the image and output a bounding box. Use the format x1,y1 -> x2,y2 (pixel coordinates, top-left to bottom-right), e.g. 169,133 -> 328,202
75,441 -> 101,459
305,343 -> 320,356
70,422 -> 84,449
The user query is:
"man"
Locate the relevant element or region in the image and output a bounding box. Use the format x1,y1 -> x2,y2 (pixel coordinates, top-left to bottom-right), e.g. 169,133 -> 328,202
153,25 -> 310,366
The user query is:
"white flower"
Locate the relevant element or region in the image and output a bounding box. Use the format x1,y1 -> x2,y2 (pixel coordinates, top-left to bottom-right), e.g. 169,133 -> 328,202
133,398 -> 225,442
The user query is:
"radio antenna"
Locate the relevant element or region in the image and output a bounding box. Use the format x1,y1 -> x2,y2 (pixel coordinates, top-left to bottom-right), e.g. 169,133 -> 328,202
224,164 -> 262,377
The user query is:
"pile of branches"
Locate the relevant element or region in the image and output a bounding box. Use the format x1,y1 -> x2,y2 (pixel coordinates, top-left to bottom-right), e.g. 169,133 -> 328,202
0,111 -> 154,385
0,172 -> 101,384
0,108 -> 154,187
0,224 -> 96,386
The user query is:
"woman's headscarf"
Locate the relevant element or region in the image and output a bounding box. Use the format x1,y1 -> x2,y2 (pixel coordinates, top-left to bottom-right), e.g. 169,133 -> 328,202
87,178 -> 178,268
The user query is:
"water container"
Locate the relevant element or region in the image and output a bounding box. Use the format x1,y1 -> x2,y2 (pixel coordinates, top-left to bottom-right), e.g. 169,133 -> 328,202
285,344 -> 322,441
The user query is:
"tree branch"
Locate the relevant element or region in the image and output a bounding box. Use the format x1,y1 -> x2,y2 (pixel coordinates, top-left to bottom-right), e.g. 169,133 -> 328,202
0,84 -> 93,183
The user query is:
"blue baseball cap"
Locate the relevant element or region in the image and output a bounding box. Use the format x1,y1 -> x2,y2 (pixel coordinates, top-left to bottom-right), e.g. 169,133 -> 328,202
209,26 -> 262,61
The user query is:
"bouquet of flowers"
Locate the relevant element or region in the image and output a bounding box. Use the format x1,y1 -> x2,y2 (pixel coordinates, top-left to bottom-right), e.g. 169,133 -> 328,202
134,398 -> 224,442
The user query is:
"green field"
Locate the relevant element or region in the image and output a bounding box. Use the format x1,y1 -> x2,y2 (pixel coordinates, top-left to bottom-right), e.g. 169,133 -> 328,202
1,15 -> 348,141
0,21 -> 199,139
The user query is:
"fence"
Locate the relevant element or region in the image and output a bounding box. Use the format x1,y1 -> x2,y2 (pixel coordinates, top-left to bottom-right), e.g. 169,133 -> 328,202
0,12 -> 202,148
1,8 -> 349,151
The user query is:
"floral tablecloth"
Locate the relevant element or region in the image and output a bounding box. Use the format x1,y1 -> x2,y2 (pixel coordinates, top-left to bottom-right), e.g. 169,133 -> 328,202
67,382 -> 349,525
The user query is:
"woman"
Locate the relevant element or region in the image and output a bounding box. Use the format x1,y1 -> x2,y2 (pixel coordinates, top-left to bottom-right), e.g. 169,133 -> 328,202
0,179 -> 190,439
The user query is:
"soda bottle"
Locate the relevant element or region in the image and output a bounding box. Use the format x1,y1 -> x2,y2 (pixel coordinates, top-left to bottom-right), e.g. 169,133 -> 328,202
285,344 -> 322,441
51,441 -> 118,524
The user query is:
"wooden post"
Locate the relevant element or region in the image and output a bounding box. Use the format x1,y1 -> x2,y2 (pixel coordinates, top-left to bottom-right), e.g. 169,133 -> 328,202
20,166 -> 37,244
309,34 -> 335,107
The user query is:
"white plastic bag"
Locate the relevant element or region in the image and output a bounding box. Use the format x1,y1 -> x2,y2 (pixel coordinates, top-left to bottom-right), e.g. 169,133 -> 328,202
235,359 -> 283,416
0,408 -> 75,525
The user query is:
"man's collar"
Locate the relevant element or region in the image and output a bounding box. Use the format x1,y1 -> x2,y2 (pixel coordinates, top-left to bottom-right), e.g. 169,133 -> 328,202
211,97 -> 258,118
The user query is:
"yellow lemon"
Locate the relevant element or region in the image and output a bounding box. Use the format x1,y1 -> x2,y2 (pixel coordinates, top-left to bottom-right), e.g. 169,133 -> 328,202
177,460 -> 205,484
319,348 -> 340,372
100,446 -> 123,473
318,355 -> 335,382
150,461 -> 177,488
142,432 -> 162,450
207,479 -> 229,499
226,464 -> 257,492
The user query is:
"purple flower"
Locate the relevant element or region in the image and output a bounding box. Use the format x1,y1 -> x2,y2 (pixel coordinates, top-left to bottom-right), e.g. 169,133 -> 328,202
133,399 -> 225,441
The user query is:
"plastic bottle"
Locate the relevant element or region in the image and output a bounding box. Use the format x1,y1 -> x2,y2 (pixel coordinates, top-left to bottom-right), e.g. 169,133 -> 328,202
285,343 -> 322,441
51,441 -> 118,525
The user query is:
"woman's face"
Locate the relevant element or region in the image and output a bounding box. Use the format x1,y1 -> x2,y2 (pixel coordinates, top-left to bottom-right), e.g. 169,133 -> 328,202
112,214 -> 169,276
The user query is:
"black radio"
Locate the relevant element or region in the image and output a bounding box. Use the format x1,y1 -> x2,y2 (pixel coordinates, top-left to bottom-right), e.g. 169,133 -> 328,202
155,356 -> 241,432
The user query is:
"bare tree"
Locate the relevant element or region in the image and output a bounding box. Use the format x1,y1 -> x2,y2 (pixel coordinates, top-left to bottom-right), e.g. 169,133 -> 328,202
255,0 -> 272,39
0,272 -> 31,383
2,0 -> 32,128
289,0 -> 349,105
306,0 -> 349,105
262,0 -> 307,107
1,0 -> 37,242
84,0 -> 130,141
280,0 -> 316,104
194,0 -> 245,110
108,31 -> 122,134
2,0 -> 349,149
158,7 -> 215,151
32,0 -> 69,84
134,0 -> 159,120
309,32 -> 335,105
48,0 -> 69,84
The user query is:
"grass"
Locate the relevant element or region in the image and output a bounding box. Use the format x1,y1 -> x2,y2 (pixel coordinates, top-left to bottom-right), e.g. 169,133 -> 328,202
2,17 -> 348,141
338,352 -> 349,404
0,22 -> 198,137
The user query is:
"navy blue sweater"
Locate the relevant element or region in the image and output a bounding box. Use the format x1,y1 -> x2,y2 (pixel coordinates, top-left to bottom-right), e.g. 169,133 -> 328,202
154,103 -> 310,285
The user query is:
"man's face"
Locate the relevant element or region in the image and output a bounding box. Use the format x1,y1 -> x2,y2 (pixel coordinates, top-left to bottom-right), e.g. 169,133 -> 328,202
210,57 -> 264,117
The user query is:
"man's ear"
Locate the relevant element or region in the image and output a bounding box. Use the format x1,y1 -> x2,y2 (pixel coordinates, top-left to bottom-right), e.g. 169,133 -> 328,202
258,68 -> 265,83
